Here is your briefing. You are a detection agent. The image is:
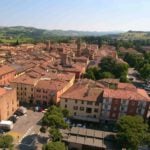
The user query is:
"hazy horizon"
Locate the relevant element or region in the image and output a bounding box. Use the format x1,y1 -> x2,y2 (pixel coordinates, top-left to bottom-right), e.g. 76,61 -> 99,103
0,0 -> 150,32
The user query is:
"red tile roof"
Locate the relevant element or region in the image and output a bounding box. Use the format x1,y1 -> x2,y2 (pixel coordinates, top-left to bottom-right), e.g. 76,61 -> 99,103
103,88 -> 150,101
61,83 -> 103,101
0,65 -> 15,76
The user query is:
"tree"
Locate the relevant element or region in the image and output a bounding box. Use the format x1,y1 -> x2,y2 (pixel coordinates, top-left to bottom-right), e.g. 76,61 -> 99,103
62,108 -> 70,118
85,68 -> 95,80
42,106 -> 68,129
100,71 -> 115,79
0,135 -> 13,148
124,53 -> 144,69
140,64 -> 150,80
120,75 -> 129,83
100,56 -> 116,72
99,56 -> 129,81
49,128 -> 62,142
85,67 -> 100,80
113,63 -> 128,78
117,116 -> 149,150
42,141 -> 66,150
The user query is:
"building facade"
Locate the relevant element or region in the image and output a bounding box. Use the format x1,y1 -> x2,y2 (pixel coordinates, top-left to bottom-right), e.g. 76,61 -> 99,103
0,87 -> 18,121
101,88 -> 150,121
11,72 -> 75,106
60,82 -> 103,122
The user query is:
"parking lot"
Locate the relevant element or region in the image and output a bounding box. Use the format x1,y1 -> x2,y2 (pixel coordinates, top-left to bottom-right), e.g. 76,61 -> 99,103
8,110 -> 44,149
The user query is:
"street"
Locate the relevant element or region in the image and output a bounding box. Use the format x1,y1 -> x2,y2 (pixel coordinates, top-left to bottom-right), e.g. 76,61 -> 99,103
9,110 -> 44,150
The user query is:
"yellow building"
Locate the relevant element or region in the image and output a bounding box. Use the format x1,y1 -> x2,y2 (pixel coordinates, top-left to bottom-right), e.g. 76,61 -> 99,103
0,87 -> 19,121
60,81 -> 103,122
11,75 -> 38,104
11,72 -> 75,105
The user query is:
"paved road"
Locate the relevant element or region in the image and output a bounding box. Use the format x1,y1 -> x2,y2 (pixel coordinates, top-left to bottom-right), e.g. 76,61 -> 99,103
12,110 -> 43,134
10,110 -> 44,150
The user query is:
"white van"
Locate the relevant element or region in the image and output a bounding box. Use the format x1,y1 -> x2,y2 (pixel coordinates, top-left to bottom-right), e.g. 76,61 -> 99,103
0,120 -> 13,131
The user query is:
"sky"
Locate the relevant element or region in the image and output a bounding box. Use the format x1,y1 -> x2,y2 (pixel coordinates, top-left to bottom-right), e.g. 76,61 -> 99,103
0,0 -> 150,31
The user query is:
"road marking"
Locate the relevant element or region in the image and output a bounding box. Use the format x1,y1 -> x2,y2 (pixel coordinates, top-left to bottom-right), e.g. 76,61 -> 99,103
19,126 -> 34,143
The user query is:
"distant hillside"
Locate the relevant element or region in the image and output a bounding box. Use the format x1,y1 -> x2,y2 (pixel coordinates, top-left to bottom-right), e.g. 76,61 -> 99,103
0,26 -> 121,43
112,31 -> 150,40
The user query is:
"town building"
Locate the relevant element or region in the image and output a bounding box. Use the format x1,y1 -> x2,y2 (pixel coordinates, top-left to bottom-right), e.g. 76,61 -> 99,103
11,72 -> 75,106
101,86 -> 150,121
11,74 -> 38,104
34,72 -> 75,105
0,65 -> 16,86
0,87 -> 18,121
60,79 -> 150,122
60,80 -> 103,122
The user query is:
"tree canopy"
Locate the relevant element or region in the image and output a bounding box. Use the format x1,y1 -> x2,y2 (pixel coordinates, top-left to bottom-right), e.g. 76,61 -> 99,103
42,106 -> 68,129
85,56 -> 129,82
139,64 -> 150,80
117,116 -> 149,150
49,127 -> 62,142
0,135 -> 13,149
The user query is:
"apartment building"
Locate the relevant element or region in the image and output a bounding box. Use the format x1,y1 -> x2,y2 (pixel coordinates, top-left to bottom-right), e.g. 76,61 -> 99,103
35,73 -> 75,105
101,87 -> 150,121
11,74 -> 38,104
11,72 -> 75,106
0,65 -> 16,86
60,81 -> 103,122
0,87 -> 18,121
60,80 -> 150,122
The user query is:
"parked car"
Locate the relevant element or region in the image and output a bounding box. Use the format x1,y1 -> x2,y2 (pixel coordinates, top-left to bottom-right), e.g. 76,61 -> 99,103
0,120 -> 13,131
15,106 -> 27,116
8,115 -> 18,123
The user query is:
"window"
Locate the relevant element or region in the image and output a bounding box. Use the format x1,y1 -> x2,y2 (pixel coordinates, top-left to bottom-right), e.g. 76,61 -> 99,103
74,106 -> 78,110
37,89 -> 41,92
114,99 -> 118,104
131,101 -> 135,106
104,105 -> 108,110
113,107 -> 117,111
65,105 -> 67,108
75,100 -> 78,104
31,88 -> 33,91
112,113 -> 116,118
120,106 -> 124,111
65,99 -> 68,103
93,115 -> 96,118
95,101 -> 99,106
87,101 -> 92,105
74,112 -> 76,116
81,101 -> 84,104
94,108 -> 98,113
43,90 -> 47,93
86,108 -> 92,113
80,107 -> 84,111
24,87 -> 27,90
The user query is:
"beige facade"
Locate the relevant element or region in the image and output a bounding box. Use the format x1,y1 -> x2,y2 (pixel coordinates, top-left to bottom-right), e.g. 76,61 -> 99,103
11,75 -> 38,104
60,98 -> 101,122
0,88 -> 19,121
11,73 -> 75,105
60,81 -> 103,122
